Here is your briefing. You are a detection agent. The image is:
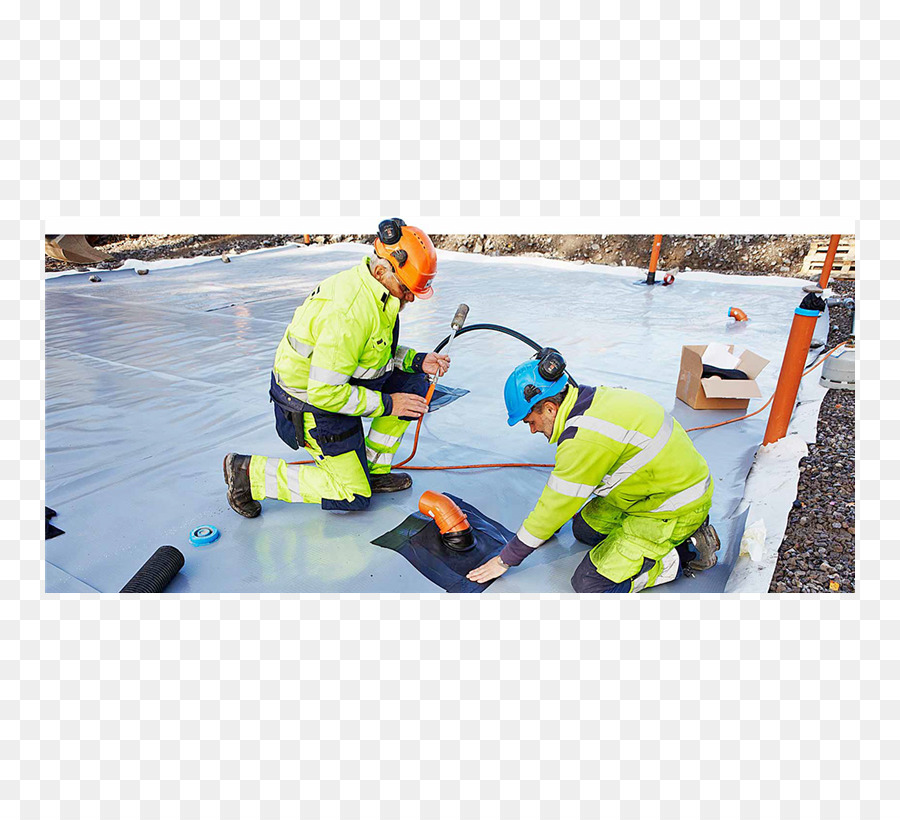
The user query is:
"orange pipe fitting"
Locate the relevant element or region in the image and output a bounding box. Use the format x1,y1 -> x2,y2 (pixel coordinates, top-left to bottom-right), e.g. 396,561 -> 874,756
418,491 -> 469,534
728,307 -> 748,322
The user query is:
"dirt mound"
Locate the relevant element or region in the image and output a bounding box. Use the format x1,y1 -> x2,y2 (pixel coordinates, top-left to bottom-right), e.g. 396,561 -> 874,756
46,233 -> 840,279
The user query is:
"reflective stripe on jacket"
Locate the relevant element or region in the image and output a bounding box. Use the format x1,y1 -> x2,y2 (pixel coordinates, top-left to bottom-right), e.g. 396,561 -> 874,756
272,257 -> 419,417
518,384 -> 712,548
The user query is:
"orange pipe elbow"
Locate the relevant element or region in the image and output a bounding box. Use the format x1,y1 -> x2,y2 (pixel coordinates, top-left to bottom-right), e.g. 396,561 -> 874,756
418,491 -> 469,534
729,307 -> 748,322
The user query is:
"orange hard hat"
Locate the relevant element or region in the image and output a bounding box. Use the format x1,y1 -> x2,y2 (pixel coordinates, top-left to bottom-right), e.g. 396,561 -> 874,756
373,218 -> 437,299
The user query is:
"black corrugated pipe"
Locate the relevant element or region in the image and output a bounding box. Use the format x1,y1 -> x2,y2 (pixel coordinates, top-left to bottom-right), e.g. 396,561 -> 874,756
120,546 -> 185,593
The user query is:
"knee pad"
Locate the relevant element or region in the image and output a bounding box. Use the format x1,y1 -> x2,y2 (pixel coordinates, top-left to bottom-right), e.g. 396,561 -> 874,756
322,493 -> 371,512
570,570 -> 589,593
572,511 -> 606,547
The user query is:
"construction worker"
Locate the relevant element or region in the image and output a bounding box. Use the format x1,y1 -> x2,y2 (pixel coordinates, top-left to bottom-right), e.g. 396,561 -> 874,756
224,219 -> 450,517
467,351 -> 720,592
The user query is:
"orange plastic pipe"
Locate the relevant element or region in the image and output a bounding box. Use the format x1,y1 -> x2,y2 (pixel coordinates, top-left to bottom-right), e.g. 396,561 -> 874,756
762,309 -> 820,445
418,491 -> 469,534
728,307 -> 748,322
763,233 -> 841,444
649,235 -> 662,272
646,235 -> 663,284
818,234 -> 841,289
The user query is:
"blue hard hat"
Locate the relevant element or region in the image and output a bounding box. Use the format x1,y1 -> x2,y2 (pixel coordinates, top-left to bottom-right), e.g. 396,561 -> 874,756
504,360 -> 565,426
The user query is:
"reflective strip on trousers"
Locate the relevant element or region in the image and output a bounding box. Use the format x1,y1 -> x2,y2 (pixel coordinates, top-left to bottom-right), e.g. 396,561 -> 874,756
264,457 -> 279,500
284,464 -> 305,502
595,414 -> 674,497
631,547 -> 680,593
287,336 -> 314,357
546,473 -> 596,499
366,448 -> 395,467
652,475 -> 712,513
565,415 -> 653,449
309,365 -> 351,386
367,429 -> 401,450
516,525 -> 546,549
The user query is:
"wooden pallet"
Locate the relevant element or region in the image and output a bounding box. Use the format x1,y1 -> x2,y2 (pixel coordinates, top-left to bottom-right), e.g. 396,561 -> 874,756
801,238 -> 855,279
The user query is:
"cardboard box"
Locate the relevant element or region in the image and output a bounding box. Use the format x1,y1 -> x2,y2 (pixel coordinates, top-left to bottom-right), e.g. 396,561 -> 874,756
676,345 -> 770,411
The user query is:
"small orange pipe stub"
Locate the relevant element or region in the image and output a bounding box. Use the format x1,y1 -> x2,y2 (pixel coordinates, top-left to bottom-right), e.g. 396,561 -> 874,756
649,235 -> 663,273
418,491 -> 469,534
728,307 -> 748,322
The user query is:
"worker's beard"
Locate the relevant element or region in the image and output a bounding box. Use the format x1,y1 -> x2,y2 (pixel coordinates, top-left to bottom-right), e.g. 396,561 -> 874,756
398,299 -> 408,312
387,273 -> 410,312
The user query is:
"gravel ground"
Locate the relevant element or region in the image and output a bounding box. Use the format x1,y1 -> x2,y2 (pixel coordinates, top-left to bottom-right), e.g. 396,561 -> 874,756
45,234 -> 856,592
769,278 -> 856,593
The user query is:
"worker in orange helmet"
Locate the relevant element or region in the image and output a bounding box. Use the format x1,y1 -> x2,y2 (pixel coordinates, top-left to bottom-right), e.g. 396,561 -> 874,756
224,219 -> 449,516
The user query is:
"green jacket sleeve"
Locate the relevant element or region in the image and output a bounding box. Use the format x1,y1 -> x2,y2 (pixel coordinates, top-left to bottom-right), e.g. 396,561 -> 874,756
306,313 -> 385,417
517,437 -> 621,547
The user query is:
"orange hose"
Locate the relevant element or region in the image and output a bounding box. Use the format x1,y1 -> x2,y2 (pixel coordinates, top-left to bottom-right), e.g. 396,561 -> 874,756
393,382 -> 435,468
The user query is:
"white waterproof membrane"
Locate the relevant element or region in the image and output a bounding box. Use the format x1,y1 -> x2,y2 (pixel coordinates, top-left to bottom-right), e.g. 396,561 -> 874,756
45,244 -> 826,593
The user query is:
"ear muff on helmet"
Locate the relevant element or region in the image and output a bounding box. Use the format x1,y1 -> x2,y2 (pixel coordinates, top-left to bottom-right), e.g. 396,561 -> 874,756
373,221 -> 438,299
377,218 -> 407,246
504,355 -> 571,427
534,347 -> 567,382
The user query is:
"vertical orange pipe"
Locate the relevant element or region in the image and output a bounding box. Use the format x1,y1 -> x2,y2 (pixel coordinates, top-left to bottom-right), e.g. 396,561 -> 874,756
763,235 -> 841,444
762,234 -> 841,445
818,234 -> 841,289
762,310 -> 821,445
645,235 -> 663,284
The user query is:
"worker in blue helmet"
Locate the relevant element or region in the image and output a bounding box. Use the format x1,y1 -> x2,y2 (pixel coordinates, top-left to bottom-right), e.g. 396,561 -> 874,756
467,350 -> 720,592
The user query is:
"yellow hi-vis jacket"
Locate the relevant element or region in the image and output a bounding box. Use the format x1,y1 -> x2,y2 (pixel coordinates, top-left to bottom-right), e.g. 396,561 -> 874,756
515,384 -> 712,555
272,257 -> 419,417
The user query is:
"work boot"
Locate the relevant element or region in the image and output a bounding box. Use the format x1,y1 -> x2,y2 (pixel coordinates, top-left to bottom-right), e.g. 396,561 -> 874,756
223,453 -> 261,518
369,471 -> 413,493
686,517 -> 720,571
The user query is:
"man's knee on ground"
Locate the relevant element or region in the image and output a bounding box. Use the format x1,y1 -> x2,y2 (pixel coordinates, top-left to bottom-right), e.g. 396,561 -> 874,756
572,511 -> 606,547
322,493 -> 371,512
570,568 -> 593,593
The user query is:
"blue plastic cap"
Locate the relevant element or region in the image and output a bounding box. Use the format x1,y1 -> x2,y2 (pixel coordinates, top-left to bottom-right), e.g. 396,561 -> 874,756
189,525 -> 220,546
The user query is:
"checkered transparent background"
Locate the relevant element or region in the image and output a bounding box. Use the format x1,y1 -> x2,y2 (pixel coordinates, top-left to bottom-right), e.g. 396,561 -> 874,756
4,1 -> 893,817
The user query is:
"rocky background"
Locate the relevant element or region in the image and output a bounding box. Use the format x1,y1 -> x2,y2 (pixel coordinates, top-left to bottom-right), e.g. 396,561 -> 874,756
45,234 -> 856,592
48,233 -> 828,277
